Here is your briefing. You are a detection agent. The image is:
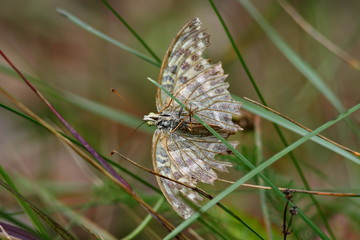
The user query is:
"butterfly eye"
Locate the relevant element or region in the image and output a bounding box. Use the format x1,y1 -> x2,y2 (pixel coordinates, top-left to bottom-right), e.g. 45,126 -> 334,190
146,121 -> 155,126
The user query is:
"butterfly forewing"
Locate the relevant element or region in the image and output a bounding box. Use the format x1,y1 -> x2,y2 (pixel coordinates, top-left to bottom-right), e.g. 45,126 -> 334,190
156,18 -> 210,111
147,18 -> 242,219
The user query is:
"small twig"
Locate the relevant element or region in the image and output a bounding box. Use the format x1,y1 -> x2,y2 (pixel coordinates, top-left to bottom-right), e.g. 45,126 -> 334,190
218,180 -> 360,197
282,196 -> 290,239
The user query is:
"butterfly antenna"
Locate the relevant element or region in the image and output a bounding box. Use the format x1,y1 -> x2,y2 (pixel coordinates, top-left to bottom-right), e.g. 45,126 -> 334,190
110,121 -> 147,156
111,88 -> 140,115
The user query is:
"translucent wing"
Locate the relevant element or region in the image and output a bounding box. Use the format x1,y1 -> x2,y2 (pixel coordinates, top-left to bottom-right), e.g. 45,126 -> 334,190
152,129 -> 239,219
156,18 -> 241,133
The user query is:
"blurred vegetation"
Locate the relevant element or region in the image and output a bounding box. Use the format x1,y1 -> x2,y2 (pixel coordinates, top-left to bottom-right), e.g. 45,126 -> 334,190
1,0 -> 359,239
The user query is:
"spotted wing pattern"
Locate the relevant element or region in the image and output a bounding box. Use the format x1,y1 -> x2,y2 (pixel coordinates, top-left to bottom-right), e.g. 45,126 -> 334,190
152,129 -> 239,219
152,18 -> 241,218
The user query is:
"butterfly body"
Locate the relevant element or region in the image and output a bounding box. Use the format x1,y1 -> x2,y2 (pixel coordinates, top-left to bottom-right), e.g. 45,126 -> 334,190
144,18 -> 241,219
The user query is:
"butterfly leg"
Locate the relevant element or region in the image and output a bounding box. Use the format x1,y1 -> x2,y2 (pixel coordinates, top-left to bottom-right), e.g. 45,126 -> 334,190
170,107 -> 188,133
187,104 -> 199,132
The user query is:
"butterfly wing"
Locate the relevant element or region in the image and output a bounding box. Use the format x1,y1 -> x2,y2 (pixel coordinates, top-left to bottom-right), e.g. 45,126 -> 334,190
152,129 -> 202,219
152,128 -> 239,219
156,18 -> 241,133
156,18 -> 210,111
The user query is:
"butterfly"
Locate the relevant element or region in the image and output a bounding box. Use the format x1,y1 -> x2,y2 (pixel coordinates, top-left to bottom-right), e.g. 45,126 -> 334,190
143,18 -> 242,219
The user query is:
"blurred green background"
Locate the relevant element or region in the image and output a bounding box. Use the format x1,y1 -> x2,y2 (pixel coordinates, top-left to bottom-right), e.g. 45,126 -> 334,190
1,0 -> 360,239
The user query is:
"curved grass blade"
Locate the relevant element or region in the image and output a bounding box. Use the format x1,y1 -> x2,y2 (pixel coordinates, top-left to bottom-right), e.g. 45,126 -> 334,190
56,8 -> 160,68
100,0 -> 161,64
0,167 -> 49,240
0,180 -> 77,240
238,96 -> 360,165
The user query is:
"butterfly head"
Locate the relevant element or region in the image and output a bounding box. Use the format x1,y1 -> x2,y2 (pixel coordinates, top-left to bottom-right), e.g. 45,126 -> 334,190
143,112 -> 159,126
144,112 -> 181,130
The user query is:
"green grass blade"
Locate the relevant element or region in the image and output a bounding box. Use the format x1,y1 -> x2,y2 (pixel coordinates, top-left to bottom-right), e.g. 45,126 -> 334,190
238,96 -> 360,165
100,0 -> 161,64
121,198 -> 164,240
0,167 -> 49,239
0,180 -> 77,240
208,0 -> 266,105
254,117 -> 273,240
56,8 -> 160,67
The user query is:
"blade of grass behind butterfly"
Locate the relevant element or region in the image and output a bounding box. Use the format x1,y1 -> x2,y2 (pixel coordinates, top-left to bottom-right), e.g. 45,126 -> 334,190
0,167 -> 49,240
238,0 -> 360,138
237,97 -> 360,165
100,0 -> 161,64
253,116 -> 273,240
56,8 -> 161,68
149,78 -> 360,239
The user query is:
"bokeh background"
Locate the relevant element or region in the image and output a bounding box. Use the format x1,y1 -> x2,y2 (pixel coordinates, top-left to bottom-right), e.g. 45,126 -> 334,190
1,0 -> 360,239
